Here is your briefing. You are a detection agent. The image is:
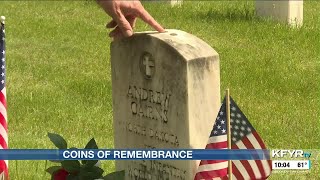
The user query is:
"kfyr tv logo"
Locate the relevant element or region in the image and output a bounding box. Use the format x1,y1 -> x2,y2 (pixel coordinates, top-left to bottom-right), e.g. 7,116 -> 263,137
271,150 -> 311,158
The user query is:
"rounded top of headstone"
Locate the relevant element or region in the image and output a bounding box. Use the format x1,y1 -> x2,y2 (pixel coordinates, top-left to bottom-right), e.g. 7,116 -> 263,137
113,29 -> 218,61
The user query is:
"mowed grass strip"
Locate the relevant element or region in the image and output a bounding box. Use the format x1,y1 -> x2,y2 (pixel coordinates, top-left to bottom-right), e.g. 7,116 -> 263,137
0,1 -> 318,179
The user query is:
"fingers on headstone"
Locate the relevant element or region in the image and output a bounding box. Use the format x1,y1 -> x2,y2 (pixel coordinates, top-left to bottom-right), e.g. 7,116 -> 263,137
114,11 -> 133,37
136,6 -> 165,33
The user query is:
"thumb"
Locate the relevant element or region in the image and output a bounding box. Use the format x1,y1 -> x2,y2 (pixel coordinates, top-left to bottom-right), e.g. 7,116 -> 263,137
114,12 -> 133,37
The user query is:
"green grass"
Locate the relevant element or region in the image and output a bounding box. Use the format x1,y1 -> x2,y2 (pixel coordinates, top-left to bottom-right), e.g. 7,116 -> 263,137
0,1 -> 319,179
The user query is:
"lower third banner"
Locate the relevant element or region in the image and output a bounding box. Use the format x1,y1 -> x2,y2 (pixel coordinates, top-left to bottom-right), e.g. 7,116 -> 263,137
0,149 -> 269,160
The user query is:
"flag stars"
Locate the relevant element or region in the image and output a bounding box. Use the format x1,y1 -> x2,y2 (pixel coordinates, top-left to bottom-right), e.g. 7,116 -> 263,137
1,50 -> 4,55
207,98 -> 259,152
1,73 -> 4,77
1,58 -> 4,62
209,99 -> 257,147
1,80 -> 4,84
1,65 -> 4,69
240,132 -> 244,137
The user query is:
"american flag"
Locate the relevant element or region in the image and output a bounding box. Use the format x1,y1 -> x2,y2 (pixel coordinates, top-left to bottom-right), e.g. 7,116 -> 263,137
194,98 -> 228,180
195,97 -> 272,180
0,17 -> 8,179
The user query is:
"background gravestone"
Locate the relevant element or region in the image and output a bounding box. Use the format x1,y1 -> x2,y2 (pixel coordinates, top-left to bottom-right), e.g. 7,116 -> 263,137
256,0 -> 303,27
111,29 -> 220,180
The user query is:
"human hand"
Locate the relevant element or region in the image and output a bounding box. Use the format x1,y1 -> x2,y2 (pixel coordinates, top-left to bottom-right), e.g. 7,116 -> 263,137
97,0 -> 165,40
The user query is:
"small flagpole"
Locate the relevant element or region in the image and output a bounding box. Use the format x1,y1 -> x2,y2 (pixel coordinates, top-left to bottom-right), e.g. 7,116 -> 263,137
226,89 -> 232,180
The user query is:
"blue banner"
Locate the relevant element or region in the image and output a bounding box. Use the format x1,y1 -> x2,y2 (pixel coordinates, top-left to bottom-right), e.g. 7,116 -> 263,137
0,149 -> 270,160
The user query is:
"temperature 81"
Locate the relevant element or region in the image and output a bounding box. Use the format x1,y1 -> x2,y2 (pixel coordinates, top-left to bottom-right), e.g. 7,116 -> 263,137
297,162 -> 306,168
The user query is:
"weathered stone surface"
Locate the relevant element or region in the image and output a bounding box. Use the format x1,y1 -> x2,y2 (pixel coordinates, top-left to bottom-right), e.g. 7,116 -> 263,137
256,0 -> 303,27
111,29 -> 220,180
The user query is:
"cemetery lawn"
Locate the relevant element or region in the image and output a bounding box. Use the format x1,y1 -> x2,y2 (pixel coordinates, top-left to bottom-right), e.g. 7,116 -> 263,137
0,1 -> 319,179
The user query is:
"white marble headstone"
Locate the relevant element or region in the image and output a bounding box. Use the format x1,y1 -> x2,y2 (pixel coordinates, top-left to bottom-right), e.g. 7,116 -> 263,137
111,29 -> 220,180
256,0 -> 303,27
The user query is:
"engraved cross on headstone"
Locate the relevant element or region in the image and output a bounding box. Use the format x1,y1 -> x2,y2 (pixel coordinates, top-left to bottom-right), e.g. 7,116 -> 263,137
142,55 -> 154,78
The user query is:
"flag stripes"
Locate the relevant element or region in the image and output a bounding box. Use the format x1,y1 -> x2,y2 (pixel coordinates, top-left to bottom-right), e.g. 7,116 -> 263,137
0,16 -> 8,179
0,89 -> 6,108
230,131 -> 271,179
206,142 -> 228,149
200,160 -> 227,166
